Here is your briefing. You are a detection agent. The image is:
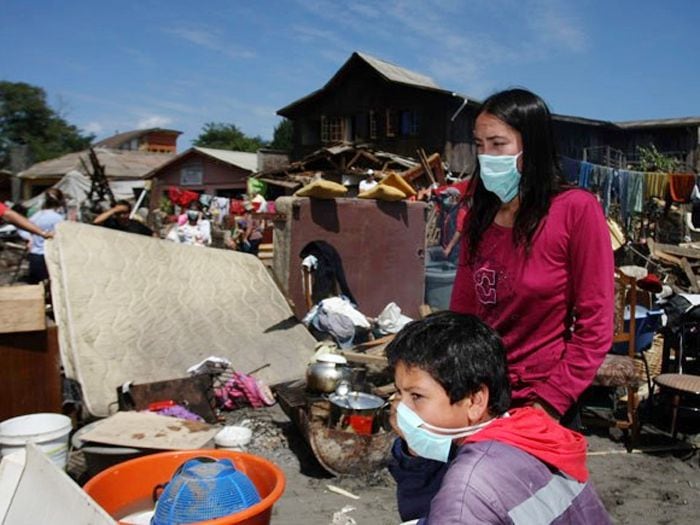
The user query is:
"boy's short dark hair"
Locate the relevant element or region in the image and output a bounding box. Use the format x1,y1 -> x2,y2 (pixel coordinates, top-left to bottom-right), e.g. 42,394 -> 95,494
386,311 -> 511,415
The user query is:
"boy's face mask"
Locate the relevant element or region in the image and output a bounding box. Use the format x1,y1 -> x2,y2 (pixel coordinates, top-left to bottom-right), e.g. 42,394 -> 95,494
396,402 -> 493,463
478,152 -> 522,203
186,210 -> 199,222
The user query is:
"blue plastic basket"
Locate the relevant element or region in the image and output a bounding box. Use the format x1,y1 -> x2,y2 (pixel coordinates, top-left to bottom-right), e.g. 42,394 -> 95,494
152,457 -> 261,525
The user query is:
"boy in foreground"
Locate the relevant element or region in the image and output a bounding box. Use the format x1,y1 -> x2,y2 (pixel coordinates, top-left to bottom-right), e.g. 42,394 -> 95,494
387,311 -> 611,524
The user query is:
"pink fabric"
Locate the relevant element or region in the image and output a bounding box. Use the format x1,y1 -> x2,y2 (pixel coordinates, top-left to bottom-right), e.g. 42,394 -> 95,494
450,189 -> 614,415
0,202 -> 7,216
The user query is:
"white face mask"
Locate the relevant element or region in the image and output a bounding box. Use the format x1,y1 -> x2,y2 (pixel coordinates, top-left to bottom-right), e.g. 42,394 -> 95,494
396,402 -> 494,462
478,152 -> 522,203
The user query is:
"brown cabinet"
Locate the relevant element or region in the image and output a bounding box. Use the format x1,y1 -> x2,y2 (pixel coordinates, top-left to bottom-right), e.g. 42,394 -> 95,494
273,197 -> 427,320
0,326 -> 61,421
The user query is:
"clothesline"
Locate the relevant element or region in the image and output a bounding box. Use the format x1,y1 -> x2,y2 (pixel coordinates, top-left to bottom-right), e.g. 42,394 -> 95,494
560,156 -> 697,234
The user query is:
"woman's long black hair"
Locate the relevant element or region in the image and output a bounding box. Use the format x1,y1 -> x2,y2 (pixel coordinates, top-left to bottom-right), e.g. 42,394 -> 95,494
467,88 -> 564,259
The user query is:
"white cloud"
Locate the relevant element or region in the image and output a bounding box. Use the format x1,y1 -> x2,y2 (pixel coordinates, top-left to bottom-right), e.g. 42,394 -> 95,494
527,0 -> 588,53
83,121 -> 103,135
164,26 -> 256,60
135,115 -> 173,129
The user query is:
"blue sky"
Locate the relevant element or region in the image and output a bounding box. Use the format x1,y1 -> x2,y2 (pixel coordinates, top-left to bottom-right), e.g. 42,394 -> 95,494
1,0 -> 697,149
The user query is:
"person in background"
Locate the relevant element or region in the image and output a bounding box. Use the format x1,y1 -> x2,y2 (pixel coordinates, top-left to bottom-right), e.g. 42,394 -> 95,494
439,187 -> 467,261
0,201 -> 53,240
17,188 -> 65,283
450,88 -> 614,425
387,312 -> 611,524
172,201 -> 211,246
359,169 -> 379,193
93,200 -> 154,236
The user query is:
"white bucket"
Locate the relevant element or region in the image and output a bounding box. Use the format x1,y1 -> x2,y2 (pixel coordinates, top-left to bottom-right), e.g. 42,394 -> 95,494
0,413 -> 72,469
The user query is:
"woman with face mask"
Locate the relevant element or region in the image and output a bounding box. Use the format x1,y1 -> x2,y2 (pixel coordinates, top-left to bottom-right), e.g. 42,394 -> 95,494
450,89 -> 614,425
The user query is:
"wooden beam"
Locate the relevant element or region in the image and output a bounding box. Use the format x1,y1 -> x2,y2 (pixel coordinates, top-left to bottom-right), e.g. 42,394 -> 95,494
417,148 -> 436,186
652,242 -> 700,259
647,239 -> 682,266
680,257 -> 700,293
339,350 -> 388,366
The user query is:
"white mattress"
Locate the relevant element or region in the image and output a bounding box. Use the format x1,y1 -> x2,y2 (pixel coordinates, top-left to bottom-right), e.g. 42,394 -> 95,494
46,221 -> 316,417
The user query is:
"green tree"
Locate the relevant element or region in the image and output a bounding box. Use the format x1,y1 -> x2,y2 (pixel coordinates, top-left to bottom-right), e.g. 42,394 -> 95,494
0,81 -> 94,170
193,122 -> 266,152
270,118 -> 293,151
637,144 -> 680,172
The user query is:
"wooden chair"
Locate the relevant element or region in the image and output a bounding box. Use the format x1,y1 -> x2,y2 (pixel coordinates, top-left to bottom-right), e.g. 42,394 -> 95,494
586,270 -> 642,448
653,304 -> 700,438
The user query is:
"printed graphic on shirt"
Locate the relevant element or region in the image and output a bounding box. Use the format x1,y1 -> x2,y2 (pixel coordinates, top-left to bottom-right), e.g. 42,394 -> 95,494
471,253 -> 516,308
475,267 -> 497,304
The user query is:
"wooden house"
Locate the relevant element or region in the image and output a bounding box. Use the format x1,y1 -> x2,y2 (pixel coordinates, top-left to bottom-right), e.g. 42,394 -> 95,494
94,128 -> 181,154
146,147 -> 259,202
277,52 -> 478,173
278,52 -> 700,173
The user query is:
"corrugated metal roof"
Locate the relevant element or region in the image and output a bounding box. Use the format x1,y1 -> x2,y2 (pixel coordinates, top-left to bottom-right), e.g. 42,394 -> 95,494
18,148 -> 175,180
615,116 -> 700,129
194,147 -> 258,171
355,52 -> 440,90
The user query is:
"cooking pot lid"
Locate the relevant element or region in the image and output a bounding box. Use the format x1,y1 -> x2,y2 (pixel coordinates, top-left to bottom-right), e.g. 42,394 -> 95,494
329,391 -> 385,410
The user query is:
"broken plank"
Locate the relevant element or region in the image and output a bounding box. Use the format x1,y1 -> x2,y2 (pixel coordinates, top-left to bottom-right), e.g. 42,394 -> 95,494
647,238 -> 682,265
339,350 -> 388,366
354,334 -> 394,350
680,257 -> 700,293
652,242 -> 700,259
373,383 -> 397,397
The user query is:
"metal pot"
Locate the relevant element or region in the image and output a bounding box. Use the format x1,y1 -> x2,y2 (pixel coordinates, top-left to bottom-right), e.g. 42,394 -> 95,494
306,354 -> 351,393
328,391 -> 386,413
327,391 -> 387,434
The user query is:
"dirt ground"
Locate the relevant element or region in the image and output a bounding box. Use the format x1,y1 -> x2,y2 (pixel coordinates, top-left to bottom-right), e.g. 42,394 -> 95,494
195,404 -> 699,525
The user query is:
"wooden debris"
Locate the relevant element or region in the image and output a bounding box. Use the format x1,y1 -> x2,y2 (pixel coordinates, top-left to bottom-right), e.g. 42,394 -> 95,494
339,350 -> 388,366
680,257 -> 700,293
326,484 -> 361,500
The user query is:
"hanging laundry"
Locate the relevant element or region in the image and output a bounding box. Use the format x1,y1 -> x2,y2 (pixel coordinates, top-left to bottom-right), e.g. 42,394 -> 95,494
230,199 -> 246,216
560,156 -> 580,184
627,171 -> 645,214
168,187 -> 200,208
600,167 -> 614,216
644,172 -> 668,199
577,161 -> 594,189
210,196 -> 230,224
668,173 -> 696,203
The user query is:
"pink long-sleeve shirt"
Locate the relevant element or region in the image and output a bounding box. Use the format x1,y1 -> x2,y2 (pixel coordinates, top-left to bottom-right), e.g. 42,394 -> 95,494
450,189 -> 614,415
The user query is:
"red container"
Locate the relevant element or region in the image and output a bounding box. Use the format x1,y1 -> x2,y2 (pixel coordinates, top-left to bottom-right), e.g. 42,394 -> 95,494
83,449 -> 285,525
347,414 -> 374,435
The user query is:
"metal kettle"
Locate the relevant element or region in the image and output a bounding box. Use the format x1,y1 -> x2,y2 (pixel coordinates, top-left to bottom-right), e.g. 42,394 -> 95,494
306,354 -> 351,393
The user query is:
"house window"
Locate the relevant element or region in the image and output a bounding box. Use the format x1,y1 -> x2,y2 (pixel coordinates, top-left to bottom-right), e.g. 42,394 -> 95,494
369,110 -> 378,140
400,110 -> 420,137
320,115 -> 345,143
180,162 -> 203,186
385,109 -> 398,137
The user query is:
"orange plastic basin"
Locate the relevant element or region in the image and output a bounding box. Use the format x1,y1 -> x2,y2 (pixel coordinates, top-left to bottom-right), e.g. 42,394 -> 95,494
83,449 -> 285,525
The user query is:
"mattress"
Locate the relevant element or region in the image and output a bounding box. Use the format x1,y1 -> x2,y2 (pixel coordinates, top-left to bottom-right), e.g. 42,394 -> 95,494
46,221 -> 316,417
